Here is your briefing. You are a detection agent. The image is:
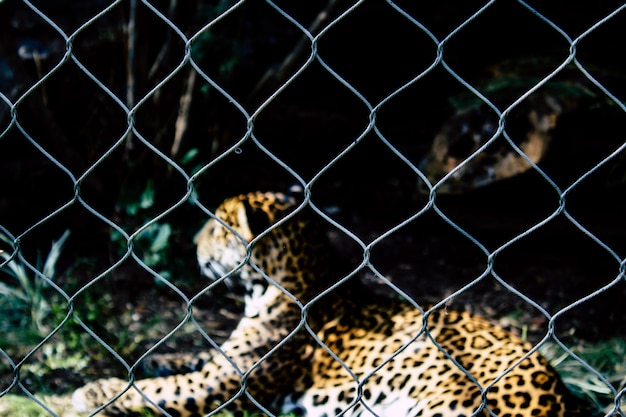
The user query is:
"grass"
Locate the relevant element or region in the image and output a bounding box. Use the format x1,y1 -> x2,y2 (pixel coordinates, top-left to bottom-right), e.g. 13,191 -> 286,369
0,230 -> 70,340
0,393 -> 84,417
541,338 -> 626,415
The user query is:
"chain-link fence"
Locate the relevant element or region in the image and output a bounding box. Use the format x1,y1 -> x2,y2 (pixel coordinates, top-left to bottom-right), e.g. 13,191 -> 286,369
1,1 -> 625,416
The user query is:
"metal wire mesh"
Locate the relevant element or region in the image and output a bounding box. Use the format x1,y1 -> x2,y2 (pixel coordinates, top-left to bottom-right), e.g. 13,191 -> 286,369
1,1 -> 625,416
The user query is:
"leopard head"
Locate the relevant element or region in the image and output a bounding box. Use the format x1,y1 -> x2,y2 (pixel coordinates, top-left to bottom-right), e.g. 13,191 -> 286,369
194,192 -> 326,318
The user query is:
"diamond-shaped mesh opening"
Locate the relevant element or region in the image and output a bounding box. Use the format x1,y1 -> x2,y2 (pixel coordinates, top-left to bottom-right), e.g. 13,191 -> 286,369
1,1 -> 625,417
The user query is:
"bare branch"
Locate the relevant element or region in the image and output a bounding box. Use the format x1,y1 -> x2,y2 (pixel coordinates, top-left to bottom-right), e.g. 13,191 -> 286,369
171,68 -> 196,158
249,0 -> 341,103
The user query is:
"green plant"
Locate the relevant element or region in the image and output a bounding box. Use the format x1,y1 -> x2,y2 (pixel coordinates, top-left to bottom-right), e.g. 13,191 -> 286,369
111,179 -> 174,281
0,230 -> 70,337
541,339 -> 626,415
0,394 -> 62,417
21,343 -> 89,376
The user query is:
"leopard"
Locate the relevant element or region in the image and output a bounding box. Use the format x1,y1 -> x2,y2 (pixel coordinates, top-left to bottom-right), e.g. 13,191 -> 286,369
72,191 -> 584,417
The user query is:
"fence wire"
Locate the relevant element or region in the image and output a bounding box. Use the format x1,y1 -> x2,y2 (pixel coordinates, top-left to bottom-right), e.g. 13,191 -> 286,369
1,1 -> 625,416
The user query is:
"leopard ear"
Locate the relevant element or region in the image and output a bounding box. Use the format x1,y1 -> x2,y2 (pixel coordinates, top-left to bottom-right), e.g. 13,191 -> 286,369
242,200 -> 272,237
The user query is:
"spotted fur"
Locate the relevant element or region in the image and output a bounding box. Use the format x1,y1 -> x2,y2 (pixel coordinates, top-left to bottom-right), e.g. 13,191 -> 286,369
72,192 -> 582,417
